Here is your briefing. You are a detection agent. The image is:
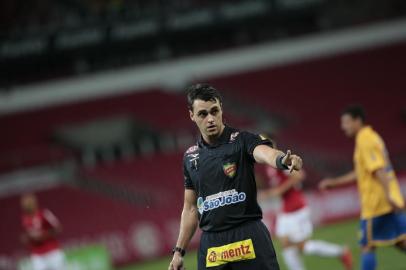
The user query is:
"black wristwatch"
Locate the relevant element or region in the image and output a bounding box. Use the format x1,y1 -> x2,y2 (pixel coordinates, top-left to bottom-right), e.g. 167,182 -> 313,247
276,154 -> 289,170
172,247 -> 186,257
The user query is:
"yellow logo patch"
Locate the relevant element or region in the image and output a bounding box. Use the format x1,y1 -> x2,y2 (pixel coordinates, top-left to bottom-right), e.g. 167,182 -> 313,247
259,134 -> 268,141
206,239 -> 256,267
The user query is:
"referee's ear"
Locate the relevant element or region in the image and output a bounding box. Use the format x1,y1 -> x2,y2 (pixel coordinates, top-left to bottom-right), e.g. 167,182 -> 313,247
189,109 -> 195,122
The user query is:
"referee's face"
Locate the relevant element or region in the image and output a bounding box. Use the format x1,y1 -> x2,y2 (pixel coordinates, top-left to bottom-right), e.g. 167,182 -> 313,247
189,98 -> 224,140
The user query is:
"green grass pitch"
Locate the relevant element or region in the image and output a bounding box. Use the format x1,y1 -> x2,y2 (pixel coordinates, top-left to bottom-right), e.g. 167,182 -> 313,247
119,219 -> 405,270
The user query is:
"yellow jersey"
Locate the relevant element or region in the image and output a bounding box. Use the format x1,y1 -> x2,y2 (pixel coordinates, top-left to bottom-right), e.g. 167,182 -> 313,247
354,126 -> 404,219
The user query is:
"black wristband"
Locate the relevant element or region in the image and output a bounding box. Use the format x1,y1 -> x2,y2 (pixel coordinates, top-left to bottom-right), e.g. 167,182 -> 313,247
276,154 -> 289,170
172,247 -> 186,257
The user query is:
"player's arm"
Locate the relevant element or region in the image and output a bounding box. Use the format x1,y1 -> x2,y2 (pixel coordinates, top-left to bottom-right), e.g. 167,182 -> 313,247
364,141 -> 403,210
374,169 -> 402,210
253,145 -> 303,172
30,209 -> 63,243
319,170 -> 356,190
169,189 -> 199,270
264,170 -> 305,198
362,139 -> 402,210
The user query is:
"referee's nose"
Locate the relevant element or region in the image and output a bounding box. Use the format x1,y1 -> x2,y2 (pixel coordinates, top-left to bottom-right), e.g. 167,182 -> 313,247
207,114 -> 215,124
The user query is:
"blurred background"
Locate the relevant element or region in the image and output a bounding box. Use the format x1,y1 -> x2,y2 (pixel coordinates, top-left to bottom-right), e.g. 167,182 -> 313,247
1,0 -> 406,269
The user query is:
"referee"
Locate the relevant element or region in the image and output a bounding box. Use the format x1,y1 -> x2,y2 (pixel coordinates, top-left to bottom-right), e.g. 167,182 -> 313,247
168,84 -> 303,270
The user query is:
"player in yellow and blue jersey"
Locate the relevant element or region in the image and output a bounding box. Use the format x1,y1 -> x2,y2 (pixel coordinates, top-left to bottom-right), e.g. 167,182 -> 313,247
319,105 -> 406,270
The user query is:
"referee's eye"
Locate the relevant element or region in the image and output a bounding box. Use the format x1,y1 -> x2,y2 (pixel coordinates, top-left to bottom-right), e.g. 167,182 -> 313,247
198,110 -> 208,118
210,107 -> 219,116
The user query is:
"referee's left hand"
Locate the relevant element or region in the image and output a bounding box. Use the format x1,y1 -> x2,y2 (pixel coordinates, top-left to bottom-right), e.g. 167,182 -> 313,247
282,150 -> 303,173
169,252 -> 185,270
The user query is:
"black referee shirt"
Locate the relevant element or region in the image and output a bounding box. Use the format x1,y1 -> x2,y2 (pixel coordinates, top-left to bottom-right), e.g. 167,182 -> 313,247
183,125 -> 273,232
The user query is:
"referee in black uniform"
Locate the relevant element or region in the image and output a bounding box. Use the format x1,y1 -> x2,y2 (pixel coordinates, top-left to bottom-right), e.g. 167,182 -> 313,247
169,84 -> 303,270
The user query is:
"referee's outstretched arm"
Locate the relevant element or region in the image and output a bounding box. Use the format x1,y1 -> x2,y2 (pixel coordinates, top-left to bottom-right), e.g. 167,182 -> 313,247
254,145 -> 303,173
169,189 -> 198,270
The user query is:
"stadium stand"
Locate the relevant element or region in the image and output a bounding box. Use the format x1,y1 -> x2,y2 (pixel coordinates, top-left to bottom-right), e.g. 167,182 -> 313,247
210,42 -> 406,160
81,152 -> 184,206
0,88 -> 253,172
0,90 -> 179,170
3,0 -> 405,89
0,182 -> 186,266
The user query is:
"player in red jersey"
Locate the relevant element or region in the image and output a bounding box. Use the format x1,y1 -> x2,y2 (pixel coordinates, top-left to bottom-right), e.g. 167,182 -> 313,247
20,193 -> 66,270
259,166 -> 353,270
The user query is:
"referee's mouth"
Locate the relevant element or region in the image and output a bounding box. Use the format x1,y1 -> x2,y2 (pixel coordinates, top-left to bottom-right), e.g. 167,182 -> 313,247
207,125 -> 217,133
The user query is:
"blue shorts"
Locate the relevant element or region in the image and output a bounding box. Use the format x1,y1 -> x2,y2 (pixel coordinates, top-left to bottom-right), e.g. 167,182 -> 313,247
359,211 -> 406,247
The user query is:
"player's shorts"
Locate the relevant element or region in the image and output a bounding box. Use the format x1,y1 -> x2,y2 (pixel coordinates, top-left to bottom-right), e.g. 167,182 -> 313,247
198,220 -> 280,270
359,211 -> 406,247
275,207 -> 313,243
31,249 -> 66,270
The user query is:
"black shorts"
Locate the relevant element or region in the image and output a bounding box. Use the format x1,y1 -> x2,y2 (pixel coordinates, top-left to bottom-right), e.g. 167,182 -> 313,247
198,220 -> 280,270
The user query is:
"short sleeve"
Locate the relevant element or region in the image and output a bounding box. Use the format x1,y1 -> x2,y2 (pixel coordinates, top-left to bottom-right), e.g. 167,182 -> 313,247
242,132 -> 273,160
359,139 -> 386,173
183,159 -> 195,190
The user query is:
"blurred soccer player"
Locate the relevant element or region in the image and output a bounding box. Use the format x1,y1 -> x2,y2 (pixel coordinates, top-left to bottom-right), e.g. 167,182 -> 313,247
168,84 -> 303,270
259,165 -> 353,270
20,193 -> 66,270
319,105 -> 406,270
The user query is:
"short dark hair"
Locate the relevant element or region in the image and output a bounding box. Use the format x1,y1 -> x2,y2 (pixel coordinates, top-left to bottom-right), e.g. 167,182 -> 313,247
342,105 -> 366,123
186,83 -> 222,111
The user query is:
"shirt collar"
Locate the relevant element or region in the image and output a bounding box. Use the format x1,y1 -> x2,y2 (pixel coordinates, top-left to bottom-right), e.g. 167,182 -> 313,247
198,125 -> 231,148
356,125 -> 372,139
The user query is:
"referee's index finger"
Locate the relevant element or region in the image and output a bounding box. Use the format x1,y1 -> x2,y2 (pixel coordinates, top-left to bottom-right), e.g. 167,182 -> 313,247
289,159 -> 295,173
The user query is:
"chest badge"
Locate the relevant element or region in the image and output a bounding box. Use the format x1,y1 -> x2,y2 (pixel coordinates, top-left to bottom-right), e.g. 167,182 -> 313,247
223,163 -> 237,178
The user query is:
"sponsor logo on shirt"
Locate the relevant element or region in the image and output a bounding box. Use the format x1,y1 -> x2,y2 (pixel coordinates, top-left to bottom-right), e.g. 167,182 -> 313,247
223,162 -> 237,178
197,189 -> 246,214
206,239 -> 256,267
188,153 -> 199,170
